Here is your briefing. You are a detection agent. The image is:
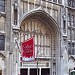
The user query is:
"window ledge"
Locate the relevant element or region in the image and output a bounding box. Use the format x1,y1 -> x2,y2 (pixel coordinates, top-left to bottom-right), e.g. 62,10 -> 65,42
35,56 -> 52,60
67,6 -> 75,10
69,55 -> 75,59
12,26 -> 20,29
12,26 -> 20,33
0,31 -> 6,35
63,34 -> 67,37
0,12 -> 6,17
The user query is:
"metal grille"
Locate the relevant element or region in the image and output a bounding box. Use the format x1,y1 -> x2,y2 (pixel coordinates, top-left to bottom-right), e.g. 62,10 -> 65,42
20,19 -> 51,58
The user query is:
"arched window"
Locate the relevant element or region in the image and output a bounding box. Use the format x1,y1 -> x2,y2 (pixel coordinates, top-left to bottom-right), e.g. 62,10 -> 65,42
20,19 -> 51,58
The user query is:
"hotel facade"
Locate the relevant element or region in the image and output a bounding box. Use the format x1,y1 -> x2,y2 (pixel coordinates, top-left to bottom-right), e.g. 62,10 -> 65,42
0,0 -> 75,75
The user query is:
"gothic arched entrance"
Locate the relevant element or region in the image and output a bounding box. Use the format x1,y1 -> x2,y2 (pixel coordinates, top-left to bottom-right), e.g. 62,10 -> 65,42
20,10 -> 60,75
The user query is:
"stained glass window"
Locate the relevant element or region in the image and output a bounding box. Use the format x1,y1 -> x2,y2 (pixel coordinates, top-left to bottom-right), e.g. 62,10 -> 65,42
20,19 -> 51,58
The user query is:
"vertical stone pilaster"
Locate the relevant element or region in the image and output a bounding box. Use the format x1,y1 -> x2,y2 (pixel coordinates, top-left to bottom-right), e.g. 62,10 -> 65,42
5,0 -> 12,75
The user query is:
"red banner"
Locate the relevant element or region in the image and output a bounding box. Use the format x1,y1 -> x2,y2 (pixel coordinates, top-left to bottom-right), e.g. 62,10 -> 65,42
21,37 -> 35,61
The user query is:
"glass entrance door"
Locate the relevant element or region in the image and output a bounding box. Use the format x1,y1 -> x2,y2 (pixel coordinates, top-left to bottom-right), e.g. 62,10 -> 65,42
20,68 -> 28,75
30,68 -> 39,75
41,68 -> 50,75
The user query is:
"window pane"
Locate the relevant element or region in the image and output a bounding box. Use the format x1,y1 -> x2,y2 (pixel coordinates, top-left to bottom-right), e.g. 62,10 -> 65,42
29,3 -> 34,10
0,0 -> 5,12
72,0 -> 75,8
53,0 -> 57,2
14,9 -> 17,25
58,0 -> 62,4
63,20 -> 66,33
0,6 -> 4,12
72,43 -> 74,47
68,42 -> 75,55
74,30 -> 75,40
68,42 -> 71,55
72,30 -> 74,40
68,0 -> 75,7
68,0 -> 72,7
0,1 -> 4,6
0,35 -> 5,51
71,15 -> 74,23
68,29 -> 70,40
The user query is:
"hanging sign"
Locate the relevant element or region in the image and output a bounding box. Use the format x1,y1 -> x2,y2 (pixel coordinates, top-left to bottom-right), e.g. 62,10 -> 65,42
21,37 -> 35,62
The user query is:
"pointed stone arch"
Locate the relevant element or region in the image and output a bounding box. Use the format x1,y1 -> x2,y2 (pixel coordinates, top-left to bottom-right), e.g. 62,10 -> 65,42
19,9 -> 60,75
20,8 -> 60,34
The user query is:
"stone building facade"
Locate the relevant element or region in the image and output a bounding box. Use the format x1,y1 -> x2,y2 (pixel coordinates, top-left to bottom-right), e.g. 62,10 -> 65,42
0,0 -> 75,75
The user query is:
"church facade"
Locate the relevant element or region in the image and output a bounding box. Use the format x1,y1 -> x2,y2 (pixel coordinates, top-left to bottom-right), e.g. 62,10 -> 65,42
0,0 -> 75,75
